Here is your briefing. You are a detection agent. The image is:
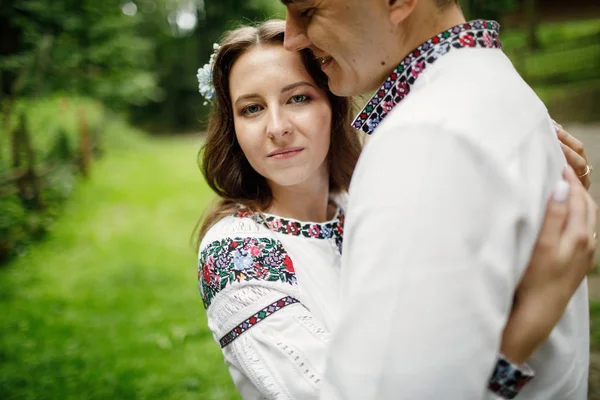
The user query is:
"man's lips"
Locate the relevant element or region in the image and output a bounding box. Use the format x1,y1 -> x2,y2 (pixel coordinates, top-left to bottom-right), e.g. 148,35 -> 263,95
267,146 -> 304,158
315,55 -> 333,66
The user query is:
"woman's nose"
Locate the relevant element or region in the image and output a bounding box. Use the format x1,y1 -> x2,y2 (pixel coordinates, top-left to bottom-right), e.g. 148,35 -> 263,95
266,108 -> 293,139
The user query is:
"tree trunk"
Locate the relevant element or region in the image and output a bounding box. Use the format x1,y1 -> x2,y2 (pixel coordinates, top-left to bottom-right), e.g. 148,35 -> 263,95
524,0 -> 541,50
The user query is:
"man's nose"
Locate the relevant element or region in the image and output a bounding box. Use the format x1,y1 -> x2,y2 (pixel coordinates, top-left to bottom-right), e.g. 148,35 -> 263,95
284,14 -> 312,51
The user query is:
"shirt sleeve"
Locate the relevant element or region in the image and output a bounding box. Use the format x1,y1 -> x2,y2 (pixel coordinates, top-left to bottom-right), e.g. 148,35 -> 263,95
321,125 -> 539,399
198,234 -> 330,400
214,286 -> 330,400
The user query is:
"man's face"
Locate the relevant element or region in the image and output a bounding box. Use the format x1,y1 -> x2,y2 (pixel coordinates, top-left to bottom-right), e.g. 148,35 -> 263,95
283,0 -> 399,97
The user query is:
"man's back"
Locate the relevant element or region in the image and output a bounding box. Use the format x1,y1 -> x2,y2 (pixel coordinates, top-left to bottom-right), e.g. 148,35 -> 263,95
324,46 -> 589,399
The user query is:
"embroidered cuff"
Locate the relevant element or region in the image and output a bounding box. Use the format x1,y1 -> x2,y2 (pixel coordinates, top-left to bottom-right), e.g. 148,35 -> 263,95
488,355 -> 535,399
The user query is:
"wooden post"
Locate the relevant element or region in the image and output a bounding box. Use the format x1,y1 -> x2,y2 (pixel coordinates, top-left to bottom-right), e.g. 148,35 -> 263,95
11,114 -> 42,209
524,0 -> 541,50
78,108 -> 92,177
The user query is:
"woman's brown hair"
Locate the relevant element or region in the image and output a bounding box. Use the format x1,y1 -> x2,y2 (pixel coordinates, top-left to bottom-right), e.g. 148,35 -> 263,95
196,20 -> 362,245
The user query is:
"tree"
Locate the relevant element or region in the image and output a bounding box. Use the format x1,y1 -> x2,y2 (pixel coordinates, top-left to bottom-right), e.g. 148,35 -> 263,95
459,0 -> 518,22
130,0 -> 287,131
524,0 -> 541,50
0,0 -> 159,107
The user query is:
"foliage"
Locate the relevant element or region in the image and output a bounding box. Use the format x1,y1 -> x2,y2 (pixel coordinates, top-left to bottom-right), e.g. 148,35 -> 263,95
459,0 -> 518,21
0,135 -> 239,399
0,96 -> 104,173
0,96 -> 142,263
502,18 -> 600,122
0,0 -> 159,107
129,0 -> 288,131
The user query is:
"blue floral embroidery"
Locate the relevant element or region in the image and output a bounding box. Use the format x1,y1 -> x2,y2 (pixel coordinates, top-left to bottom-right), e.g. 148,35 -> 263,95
488,357 -> 534,399
198,237 -> 296,308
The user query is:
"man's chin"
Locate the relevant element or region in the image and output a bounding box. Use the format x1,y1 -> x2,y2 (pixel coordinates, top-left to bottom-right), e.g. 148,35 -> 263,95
326,75 -> 362,97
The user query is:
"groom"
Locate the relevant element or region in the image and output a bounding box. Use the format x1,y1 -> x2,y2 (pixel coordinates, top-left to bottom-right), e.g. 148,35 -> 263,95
281,0 -> 589,398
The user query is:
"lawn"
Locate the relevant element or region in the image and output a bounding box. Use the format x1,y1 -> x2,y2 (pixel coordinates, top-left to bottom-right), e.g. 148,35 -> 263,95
0,134 -> 239,399
502,18 -> 600,122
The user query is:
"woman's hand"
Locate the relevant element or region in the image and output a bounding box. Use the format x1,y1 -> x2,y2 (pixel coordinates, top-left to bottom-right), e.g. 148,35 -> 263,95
555,121 -> 592,190
500,166 -> 597,364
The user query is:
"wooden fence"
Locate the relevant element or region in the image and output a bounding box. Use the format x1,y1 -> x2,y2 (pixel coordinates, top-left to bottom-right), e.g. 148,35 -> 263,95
0,110 -> 95,208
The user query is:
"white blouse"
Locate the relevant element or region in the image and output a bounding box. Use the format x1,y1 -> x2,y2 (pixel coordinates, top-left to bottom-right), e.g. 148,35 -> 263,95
198,206 -> 532,399
198,207 -> 344,399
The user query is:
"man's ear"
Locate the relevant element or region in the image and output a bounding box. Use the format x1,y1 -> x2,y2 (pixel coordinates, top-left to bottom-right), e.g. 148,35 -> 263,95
388,0 -> 417,25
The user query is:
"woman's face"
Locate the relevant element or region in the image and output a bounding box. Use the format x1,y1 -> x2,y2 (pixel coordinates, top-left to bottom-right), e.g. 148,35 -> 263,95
229,44 -> 332,191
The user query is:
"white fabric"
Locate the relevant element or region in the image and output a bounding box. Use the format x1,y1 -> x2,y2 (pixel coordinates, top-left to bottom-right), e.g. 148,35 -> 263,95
200,213 -> 343,399
320,48 -> 589,399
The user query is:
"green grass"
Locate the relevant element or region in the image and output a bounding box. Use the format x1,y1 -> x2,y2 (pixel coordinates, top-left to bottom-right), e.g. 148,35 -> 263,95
502,19 -> 600,51
501,18 -> 600,122
592,300 -> 600,352
0,134 -> 239,399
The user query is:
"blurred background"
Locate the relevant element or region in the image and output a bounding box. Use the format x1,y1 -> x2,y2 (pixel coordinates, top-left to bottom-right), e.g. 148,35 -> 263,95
0,0 -> 599,399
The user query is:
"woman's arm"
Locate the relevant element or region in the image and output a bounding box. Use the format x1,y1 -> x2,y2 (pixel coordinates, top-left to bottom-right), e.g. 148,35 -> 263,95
199,233 -> 330,399
213,286 -> 329,400
199,234 -> 532,399
493,166 -> 597,398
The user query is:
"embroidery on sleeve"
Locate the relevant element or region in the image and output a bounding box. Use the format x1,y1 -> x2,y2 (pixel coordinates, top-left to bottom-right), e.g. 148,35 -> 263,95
198,237 -> 297,308
219,296 -> 299,347
488,357 -> 534,399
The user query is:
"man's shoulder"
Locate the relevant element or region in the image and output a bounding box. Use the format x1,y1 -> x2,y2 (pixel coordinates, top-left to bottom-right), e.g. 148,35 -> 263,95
378,49 -> 551,162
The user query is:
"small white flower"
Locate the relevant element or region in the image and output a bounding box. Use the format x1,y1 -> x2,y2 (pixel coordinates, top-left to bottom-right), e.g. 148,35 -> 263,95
197,64 -> 215,105
197,43 -> 221,105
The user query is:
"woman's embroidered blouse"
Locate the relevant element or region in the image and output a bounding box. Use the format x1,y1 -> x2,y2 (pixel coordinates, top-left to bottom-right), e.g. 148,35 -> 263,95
198,204 -> 533,399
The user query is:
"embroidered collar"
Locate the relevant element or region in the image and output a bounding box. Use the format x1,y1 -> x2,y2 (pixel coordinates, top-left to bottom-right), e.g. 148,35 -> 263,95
235,208 -> 345,253
352,20 -> 501,135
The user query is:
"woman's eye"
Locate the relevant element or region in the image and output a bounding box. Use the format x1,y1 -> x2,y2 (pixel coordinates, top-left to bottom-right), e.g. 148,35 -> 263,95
241,104 -> 263,115
289,94 -> 309,104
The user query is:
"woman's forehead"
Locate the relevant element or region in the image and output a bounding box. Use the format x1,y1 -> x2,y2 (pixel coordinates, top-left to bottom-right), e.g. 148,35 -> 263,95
229,45 -> 315,93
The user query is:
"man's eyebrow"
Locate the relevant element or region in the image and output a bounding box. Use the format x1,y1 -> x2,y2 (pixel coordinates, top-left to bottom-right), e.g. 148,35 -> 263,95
281,0 -> 307,5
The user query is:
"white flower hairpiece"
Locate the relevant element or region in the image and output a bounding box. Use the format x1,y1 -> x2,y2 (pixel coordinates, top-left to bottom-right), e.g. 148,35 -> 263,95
197,43 -> 220,105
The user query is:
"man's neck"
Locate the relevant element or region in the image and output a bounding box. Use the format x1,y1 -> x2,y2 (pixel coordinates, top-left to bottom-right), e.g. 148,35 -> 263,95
394,5 -> 466,68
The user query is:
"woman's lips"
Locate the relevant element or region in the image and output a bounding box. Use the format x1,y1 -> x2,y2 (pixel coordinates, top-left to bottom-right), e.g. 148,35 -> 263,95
267,147 -> 304,159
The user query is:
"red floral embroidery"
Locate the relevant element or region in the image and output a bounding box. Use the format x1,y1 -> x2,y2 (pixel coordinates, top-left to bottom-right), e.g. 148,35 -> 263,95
397,81 -> 409,97
411,61 -> 425,77
459,33 -> 476,47
283,255 -> 294,273
352,20 -> 501,134
232,208 -> 345,254
203,265 -> 211,285
483,32 -> 494,48
308,224 -> 321,238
